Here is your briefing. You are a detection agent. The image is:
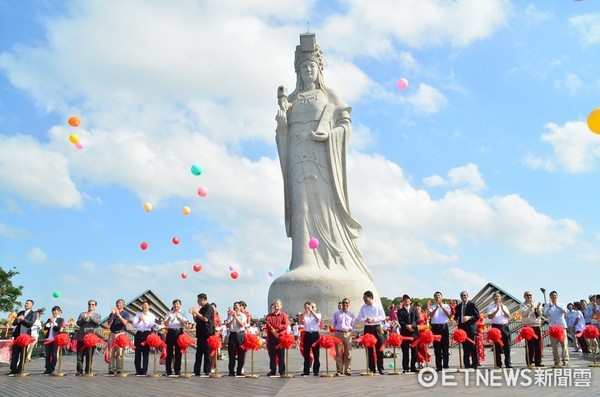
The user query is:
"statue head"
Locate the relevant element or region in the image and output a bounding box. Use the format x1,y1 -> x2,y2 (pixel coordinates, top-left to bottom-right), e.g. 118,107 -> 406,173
293,33 -> 326,92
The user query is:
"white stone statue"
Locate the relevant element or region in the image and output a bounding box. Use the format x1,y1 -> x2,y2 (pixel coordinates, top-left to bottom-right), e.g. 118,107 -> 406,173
269,33 -> 378,317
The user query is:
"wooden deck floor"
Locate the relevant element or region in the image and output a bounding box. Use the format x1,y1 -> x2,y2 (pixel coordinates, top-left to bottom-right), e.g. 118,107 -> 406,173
1,345 -> 597,396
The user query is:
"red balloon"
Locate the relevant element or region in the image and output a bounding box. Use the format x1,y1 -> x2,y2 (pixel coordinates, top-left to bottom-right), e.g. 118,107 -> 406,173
140,242 -> 148,250
230,271 -> 239,280
172,237 -> 180,245
193,263 -> 202,272
181,273 -> 188,279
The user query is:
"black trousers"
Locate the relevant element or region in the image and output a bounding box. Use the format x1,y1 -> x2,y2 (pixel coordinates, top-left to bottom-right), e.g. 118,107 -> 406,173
492,324 -> 511,367
401,338 -> 417,371
134,330 -> 150,375
267,336 -> 285,374
526,326 -> 543,366
194,335 -> 211,375
462,334 -> 478,369
10,344 -> 25,373
76,340 -> 94,374
165,328 -> 183,375
431,323 -> 449,370
227,331 -> 246,375
364,325 -> 384,372
302,331 -> 320,375
44,342 -> 58,373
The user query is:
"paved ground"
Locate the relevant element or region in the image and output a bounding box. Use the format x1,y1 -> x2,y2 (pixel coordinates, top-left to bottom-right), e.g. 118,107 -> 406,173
1,345 -> 598,396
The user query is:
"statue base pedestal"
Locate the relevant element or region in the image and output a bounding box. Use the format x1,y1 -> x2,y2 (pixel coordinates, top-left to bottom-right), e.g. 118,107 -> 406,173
268,267 -> 379,319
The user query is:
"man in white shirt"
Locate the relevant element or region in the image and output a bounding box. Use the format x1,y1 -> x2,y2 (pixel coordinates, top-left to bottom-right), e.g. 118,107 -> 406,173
164,299 -> 188,376
225,301 -> 247,376
543,290 -> 569,367
331,298 -> 356,376
357,290 -> 386,375
519,291 -> 543,367
486,292 -> 512,368
300,301 -> 322,376
428,291 -> 451,372
132,301 -> 156,376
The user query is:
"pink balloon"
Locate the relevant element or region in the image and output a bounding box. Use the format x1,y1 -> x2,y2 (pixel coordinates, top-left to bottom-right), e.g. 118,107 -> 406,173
308,237 -> 319,250
197,187 -> 208,197
75,142 -> 84,149
396,78 -> 408,90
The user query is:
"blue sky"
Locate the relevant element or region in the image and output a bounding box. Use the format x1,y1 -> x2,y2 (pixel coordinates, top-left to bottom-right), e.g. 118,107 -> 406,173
1,0 -> 600,321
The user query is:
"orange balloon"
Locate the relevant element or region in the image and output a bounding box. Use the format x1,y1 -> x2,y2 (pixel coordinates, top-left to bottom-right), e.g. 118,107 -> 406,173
182,206 -> 191,215
143,202 -> 152,212
68,116 -> 80,127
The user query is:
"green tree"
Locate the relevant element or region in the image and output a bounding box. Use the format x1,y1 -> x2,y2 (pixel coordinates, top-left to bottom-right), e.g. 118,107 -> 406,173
0,267 -> 23,312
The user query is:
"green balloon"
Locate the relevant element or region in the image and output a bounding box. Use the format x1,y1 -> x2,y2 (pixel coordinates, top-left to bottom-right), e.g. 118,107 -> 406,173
52,291 -> 60,298
190,164 -> 203,176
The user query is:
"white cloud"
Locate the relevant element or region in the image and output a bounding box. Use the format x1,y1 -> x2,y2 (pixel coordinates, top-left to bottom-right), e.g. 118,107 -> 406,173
27,247 -> 47,263
407,83 -> 447,114
81,261 -> 96,273
554,72 -> 583,96
0,135 -> 82,208
424,163 -> 486,193
525,121 -> 600,173
439,267 -> 487,294
570,13 -> 600,47
0,223 -> 29,239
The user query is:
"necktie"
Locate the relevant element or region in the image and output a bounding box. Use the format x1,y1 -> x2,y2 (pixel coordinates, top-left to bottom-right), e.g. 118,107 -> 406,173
461,304 -> 466,323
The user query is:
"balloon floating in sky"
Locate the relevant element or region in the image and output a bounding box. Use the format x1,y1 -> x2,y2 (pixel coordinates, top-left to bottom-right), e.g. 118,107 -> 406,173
68,116 -> 80,127
193,263 -> 202,272
190,164 -> 203,176
52,291 -> 60,299
182,206 -> 191,215
268,271 -> 274,277
69,134 -> 79,144
143,202 -> 152,212
230,271 -> 239,280
74,142 -> 84,150
197,187 -> 208,197
181,272 -> 188,279
308,237 -> 319,250
588,108 -> 600,134
172,237 -> 180,245
228,265 -> 234,271
396,78 -> 409,90
140,241 -> 148,250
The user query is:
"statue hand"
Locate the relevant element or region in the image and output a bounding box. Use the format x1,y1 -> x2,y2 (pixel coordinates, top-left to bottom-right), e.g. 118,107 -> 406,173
276,109 -> 287,131
311,130 -> 329,141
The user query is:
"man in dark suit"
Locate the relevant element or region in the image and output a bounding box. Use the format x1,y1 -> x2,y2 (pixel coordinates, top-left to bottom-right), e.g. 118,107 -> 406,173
397,294 -> 419,373
456,291 -> 480,369
10,299 -> 37,375
190,293 -> 215,376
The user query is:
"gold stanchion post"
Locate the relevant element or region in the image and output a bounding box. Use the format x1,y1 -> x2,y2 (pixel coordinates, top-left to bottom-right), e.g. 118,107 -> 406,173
52,348 -> 65,377
149,349 -> 160,377
388,346 -> 400,375
245,349 -> 259,378
361,347 -> 373,376
83,347 -> 96,376
209,350 -> 223,378
16,346 -> 29,377
321,348 -> 334,377
280,349 -> 294,378
180,351 -> 192,378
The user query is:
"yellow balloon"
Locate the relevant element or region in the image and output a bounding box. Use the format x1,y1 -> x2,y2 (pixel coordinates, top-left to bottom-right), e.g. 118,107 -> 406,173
69,134 -> 79,144
588,108 -> 600,134
143,203 -> 152,212
182,206 -> 191,215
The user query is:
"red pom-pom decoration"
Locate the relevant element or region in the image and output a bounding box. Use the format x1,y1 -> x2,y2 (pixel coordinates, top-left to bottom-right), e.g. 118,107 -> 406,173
83,333 -> 106,348
113,333 -> 135,349
314,335 -> 341,349
387,333 -> 403,348
584,325 -> 600,339
207,334 -> 222,351
548,325 -> 565,342
452,329 -> 468,343
516,326 -> 537,343
276,333 -> 295,350
356,333 -> 377,348
177,333 -> 196,354
142,333 -> 166,349
10,334 -> 36,348
411,329 -> 441,348
241,333 -> 261,351
486,327 -> 504,346
55,333 -> 71,347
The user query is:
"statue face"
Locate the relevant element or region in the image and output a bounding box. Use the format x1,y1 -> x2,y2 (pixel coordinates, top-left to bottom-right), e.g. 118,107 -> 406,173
300,60 -> 318,85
